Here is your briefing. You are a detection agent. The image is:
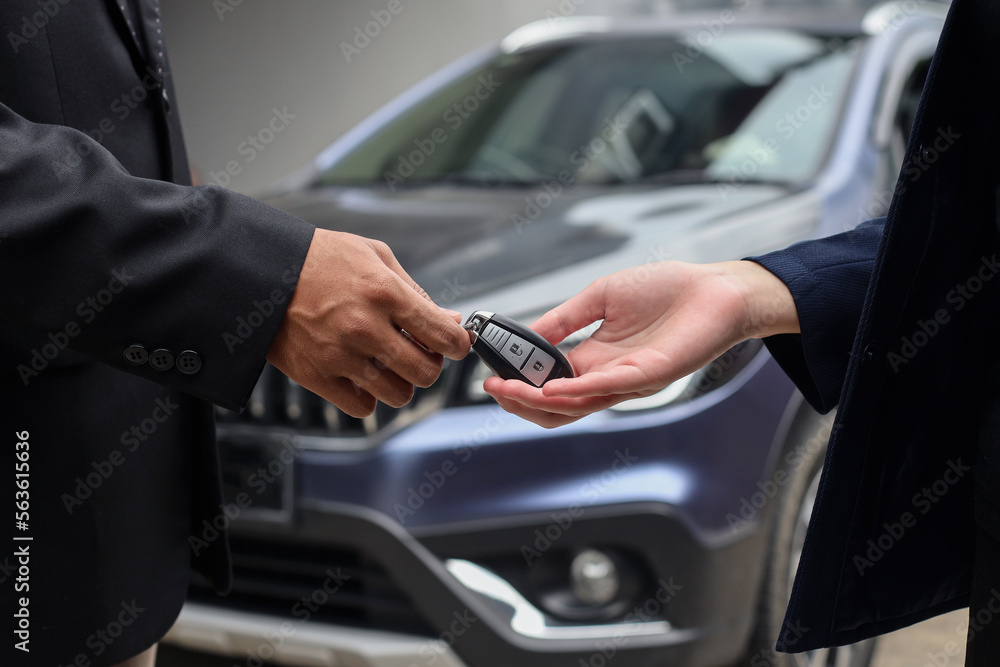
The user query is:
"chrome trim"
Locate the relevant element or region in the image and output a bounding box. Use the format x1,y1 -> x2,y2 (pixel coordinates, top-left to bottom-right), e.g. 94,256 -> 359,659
216,359 -> 452,450
500,17 -> 613,53
445,559 -> 671,641
609,372 -> 698,413
164,602 -> 468,667
462,310 -> 494,343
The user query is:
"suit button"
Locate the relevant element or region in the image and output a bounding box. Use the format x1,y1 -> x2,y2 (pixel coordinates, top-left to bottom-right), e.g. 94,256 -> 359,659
919,143 -> 933,161
150,348 -> 175,371
123,344 -> 148,365
161,88 -> 171,115
176,350 -> 202,375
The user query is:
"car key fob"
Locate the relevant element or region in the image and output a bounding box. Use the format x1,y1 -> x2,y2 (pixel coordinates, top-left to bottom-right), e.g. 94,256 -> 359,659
463,310 -> 574,387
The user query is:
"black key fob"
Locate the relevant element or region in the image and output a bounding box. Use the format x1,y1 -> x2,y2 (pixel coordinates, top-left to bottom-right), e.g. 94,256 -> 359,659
464,310 -> 574,387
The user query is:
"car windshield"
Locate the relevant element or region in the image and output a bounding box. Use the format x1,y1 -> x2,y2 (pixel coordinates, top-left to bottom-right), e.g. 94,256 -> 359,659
315,28 -> 859,188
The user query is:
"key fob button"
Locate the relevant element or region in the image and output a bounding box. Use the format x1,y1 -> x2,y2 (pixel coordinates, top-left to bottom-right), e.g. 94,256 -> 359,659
481,323 -> 511,352
522,347 -> 556,386
500,334 -> 534,369
464,310 -> 574,386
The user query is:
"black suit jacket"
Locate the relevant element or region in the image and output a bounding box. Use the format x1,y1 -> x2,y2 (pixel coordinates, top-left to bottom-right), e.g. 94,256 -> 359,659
0,1 -> 314,664
751,0 -> 1000,652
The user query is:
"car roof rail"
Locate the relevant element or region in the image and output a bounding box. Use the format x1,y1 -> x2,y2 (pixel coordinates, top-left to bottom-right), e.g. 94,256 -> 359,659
500,16 -> 613,53
861,0 -> 949,35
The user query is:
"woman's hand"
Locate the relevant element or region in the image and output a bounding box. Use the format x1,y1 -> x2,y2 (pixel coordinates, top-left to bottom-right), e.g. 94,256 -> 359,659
484,260 -> 798,427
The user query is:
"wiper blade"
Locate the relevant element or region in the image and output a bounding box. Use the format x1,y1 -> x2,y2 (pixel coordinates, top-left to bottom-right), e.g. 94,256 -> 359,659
398,173 -> 545,188
635,170 -> 794,188
633,169 -> 714,184
310,174 -> 544,189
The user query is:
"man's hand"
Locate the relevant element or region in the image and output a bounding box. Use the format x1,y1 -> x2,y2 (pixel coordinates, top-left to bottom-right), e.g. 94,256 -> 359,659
484,260 -> 798,427
267,229 -> 471,417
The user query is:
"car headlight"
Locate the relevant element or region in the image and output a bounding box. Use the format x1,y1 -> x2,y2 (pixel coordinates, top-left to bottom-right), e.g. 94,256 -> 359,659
456,313 -> 764,411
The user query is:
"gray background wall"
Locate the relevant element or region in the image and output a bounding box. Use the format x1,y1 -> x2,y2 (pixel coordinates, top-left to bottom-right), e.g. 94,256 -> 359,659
160,1 -> 646,195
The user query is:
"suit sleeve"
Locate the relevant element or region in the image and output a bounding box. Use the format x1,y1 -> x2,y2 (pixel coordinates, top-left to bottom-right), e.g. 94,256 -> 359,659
745,217 -> 884,413
0,102 -> 316,411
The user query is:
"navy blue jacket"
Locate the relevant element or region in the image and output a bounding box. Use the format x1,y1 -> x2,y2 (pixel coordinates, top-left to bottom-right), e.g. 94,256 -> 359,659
751,0 -> 1000,651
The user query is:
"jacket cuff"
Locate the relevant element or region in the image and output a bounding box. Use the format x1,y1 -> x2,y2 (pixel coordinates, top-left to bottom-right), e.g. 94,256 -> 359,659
745,218 -> 885,413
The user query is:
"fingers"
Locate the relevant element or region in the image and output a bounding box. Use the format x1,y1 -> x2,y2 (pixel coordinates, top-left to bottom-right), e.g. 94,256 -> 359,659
483,376 -> 644,428
541,352 -> 669,398
369,239 -> 471,361
280,350 -> 419,415
372,329 -> 446,390
325,376 -> 378,418
392,288 -> 471,361
269,230 -> 470,418
485,387 -> 582,429
268,355 -> 379,418
531,304 -> 590,345
530,278 -> 608,344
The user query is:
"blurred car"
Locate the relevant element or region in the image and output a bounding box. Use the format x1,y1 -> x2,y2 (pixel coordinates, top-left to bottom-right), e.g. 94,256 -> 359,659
163,3 -> 946,666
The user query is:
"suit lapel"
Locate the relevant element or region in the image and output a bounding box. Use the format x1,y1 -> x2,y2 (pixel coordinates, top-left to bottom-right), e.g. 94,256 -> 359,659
103,0 -> 152,81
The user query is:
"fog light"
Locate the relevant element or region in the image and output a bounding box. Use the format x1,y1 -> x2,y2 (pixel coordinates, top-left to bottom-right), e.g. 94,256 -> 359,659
570,549 -> 620,606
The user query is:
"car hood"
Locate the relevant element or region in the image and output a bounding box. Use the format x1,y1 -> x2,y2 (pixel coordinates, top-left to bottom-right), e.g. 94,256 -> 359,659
264,181 -> 814,307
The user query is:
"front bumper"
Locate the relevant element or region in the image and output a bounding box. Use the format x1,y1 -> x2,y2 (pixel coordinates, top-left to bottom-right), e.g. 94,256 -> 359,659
165,602 -> 468,667
166,500 -> 766,667
171,352 -> 795,666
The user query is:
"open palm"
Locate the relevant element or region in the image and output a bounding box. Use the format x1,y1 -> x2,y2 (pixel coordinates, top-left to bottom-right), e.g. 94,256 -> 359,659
484,260 -> 798,427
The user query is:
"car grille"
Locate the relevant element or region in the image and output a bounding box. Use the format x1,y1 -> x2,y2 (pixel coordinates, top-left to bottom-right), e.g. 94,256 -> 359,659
187,536 -> 437,637
215,362 -> 446,439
